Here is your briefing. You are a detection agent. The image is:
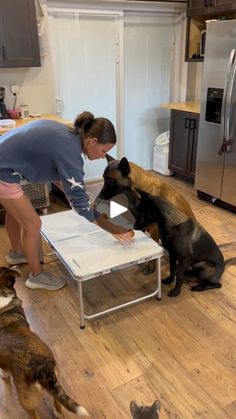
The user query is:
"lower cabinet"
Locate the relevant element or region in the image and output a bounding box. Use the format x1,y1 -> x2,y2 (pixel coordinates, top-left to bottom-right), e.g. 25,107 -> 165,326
169,109 -> 199,183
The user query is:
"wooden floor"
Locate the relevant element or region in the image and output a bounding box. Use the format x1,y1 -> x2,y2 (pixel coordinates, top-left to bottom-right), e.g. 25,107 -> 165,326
0,174 -> 236,419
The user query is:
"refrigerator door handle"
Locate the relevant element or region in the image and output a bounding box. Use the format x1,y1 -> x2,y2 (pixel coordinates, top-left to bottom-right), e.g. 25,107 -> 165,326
225,52 -> 236,152
219,49 -> 236,155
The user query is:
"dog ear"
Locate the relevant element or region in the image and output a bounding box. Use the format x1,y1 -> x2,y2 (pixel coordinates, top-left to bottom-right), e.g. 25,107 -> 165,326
152,400 -> 161,414
105,153 -> 115,162
118,157 -> 130,177
130,401 -> 139,416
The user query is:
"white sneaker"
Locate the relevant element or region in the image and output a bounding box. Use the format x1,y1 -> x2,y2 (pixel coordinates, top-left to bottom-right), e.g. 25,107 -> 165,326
5,250 -> 27,265
25,271 -> 66,291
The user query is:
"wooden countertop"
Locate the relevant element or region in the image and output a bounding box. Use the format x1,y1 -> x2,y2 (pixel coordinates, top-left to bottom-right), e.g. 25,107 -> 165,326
0,114 -> 72,135
161,101 -> 200,114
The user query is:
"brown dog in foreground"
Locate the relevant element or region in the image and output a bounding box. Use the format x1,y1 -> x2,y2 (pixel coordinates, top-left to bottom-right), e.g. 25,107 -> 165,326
101,155 -> 196,274
0,267 -> 89,419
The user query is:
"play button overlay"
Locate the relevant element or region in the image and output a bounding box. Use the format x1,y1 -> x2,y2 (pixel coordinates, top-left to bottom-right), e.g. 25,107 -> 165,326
110,201 -> 127,218
94,192 -> 135,230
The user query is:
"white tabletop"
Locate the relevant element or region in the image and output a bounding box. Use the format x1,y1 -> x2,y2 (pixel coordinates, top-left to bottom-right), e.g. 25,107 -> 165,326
41,210 -> 164,280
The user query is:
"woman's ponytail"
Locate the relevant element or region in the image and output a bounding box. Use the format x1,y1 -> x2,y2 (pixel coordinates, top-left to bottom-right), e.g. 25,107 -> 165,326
72,111 -> 116,145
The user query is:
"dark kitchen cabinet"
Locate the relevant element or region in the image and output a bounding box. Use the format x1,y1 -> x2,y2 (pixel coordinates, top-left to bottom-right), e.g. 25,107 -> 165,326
0,0 -> 40,68
169,110 -> 199,183
188,0 -> 236,16
186,1 -> 236,61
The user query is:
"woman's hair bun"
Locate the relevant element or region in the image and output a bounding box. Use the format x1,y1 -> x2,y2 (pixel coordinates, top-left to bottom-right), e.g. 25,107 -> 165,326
74,111 -> 94,132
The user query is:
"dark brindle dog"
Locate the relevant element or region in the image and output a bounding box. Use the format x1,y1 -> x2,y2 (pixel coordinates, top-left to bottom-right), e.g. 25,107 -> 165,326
99,157 -> 234,297
99,154 -> 196,275
0,267 -> 89,418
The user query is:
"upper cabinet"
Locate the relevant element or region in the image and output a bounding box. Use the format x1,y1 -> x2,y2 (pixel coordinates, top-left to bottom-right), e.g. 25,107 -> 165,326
0,0 -> 41,68
186,0 -> 236,61
188,1 -> 236,16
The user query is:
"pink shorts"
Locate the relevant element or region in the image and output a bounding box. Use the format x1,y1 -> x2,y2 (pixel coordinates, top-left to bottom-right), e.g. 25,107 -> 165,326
0,181 -> 24,199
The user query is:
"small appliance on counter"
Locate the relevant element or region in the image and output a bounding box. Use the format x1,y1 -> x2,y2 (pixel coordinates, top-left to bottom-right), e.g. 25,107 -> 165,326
0,87 -> 9,119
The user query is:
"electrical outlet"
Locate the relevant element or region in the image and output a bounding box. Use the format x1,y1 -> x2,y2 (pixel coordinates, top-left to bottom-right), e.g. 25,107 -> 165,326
11,85 -> 19,95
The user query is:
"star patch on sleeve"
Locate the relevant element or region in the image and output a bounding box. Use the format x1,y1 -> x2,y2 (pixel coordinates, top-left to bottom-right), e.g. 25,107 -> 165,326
67,177 -> 84,190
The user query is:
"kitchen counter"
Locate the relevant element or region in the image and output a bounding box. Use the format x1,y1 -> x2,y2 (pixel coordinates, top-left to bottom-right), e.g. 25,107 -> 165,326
0,114 -> 72,135
161,101 -> 200,114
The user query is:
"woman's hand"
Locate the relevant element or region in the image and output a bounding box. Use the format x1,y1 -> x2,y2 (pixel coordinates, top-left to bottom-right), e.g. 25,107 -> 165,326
112,230 -> 134,245
94,214 -> 134,243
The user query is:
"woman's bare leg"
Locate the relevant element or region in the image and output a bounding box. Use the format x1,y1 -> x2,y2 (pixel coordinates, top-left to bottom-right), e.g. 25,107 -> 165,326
5,212 -> 24,253
0,195 -> 42,276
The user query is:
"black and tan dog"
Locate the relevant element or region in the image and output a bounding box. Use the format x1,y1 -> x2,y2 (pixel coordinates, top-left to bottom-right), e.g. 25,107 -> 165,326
99,157 -> 234,297
0,267 -> 89,418
99,155 -> 196,274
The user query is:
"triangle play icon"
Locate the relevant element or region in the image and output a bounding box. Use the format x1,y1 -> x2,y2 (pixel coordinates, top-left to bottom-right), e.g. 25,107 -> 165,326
110,201 -> 127,219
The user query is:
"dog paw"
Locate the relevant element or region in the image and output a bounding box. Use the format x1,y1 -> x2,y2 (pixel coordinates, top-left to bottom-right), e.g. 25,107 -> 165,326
168,288 -> 180,297
0,369 -> 10,379
162,276 -> 174,285
191,283 -> 222,292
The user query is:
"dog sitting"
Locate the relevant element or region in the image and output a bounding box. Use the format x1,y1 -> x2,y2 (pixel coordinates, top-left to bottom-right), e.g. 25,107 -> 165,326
118,186 -> 227,297
99,157 -> 230,296
0,267 -> 89,418
99,155 -> 195,274
130,400 -> 160,418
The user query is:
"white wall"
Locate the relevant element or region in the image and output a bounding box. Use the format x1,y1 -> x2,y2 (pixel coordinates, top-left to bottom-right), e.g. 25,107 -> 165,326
186,62 -> 203,101
0,1 -> 55,115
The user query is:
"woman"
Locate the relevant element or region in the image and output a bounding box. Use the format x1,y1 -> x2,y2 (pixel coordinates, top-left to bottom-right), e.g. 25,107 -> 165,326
0,111 -> 133,291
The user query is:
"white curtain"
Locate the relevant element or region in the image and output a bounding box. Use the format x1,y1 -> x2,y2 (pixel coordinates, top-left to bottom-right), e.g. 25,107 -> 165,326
49,9 -> 175,176
49,11 -> 119,180
124,13 -> 174,169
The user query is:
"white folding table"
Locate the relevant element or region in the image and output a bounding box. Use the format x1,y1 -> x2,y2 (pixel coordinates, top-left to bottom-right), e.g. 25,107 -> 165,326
41,210 -> 164,328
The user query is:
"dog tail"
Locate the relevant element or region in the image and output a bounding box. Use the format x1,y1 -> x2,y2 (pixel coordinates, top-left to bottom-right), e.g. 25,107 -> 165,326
37,361 -> 89,416
224,257 -> 236,268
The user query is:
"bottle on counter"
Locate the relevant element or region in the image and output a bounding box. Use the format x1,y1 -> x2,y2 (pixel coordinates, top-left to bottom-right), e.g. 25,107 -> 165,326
19,104 -> 30,119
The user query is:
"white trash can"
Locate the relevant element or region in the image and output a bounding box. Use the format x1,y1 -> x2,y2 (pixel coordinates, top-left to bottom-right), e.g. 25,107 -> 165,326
153,131 -> 173,176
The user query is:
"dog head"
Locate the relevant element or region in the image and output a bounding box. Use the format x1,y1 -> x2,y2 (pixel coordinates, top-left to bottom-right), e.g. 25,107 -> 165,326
0,267 -> 21,295
130,400 -> 161,419
99,154 -> 132,200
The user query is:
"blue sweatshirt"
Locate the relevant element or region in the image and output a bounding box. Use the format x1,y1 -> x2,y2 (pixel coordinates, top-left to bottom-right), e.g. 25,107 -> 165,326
0,119 -> 99,222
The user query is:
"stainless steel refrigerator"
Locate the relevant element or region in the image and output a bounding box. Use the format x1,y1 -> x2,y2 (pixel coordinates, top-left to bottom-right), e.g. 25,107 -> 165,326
195,19 -> 236,209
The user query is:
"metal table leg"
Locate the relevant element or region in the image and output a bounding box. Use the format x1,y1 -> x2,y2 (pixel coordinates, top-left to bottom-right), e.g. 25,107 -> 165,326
157,257 -> 162,300
77,280 -> 85,329
78,256 -> 162,327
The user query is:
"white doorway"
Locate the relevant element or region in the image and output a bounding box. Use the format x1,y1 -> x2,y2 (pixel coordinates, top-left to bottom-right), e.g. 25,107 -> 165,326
48,9 -> 121,180
123,12 -> 175,168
